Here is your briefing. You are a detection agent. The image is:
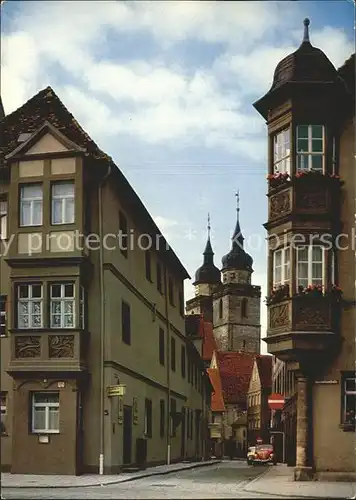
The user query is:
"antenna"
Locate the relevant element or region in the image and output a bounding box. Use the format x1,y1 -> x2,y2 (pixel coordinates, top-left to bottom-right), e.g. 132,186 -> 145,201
207,213 -> 211,239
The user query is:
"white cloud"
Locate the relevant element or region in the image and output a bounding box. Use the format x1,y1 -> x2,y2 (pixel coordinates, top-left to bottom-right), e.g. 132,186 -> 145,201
153,216 -> 179,242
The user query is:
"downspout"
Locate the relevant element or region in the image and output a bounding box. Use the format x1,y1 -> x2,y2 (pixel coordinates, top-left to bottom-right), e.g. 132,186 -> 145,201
99,162 -> 112,475
163,263 -> 171,465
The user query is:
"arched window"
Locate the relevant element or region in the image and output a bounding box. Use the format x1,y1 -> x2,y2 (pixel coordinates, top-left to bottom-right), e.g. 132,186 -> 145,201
219,299 -> 223,318
241,298 -> 248,318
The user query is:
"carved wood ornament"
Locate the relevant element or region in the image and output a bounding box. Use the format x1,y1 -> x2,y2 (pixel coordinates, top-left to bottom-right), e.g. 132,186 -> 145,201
15,336 -> 41,358
269,303 -> 290,329
296,191 -> 327,210
49,335 -> 75,358
294,306 -> 329,330
270,191 -> 291,218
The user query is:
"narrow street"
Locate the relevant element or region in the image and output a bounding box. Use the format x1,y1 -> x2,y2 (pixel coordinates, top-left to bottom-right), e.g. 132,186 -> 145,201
2,461 -> 288,499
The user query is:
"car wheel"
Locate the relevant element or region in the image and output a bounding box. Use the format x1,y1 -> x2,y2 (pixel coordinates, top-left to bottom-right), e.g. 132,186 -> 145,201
247,460 -> 251,465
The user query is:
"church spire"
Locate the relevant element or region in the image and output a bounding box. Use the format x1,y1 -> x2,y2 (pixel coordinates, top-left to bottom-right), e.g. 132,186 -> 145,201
221,192 -> 253,273
193,214 -> 221,286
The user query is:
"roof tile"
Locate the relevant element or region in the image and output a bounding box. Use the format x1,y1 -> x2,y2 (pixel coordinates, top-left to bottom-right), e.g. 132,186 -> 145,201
207,368 -> 225,412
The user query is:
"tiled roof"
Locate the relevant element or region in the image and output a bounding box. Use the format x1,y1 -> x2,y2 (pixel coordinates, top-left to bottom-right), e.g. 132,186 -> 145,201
202,321 -> 217,361
256,355 -> 272,389
0,86 -> 109,166
207,368 -> 225,412
216,351 -> 257,407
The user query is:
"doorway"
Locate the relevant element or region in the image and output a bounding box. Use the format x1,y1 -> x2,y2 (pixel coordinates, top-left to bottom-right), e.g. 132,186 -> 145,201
180,407 -> 186,458
123,406 -> 132,465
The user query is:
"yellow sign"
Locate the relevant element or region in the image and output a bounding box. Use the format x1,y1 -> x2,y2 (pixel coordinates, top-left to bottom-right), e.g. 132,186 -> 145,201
107,385 -> 126,397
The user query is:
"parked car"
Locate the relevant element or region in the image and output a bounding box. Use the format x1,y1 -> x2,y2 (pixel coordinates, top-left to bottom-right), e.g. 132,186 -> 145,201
246,446 -> 256,465
247,444 -> 277,465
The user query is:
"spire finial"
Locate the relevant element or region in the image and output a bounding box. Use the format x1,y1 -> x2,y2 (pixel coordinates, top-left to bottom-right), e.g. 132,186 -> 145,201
303,18 -> 310,43
207,213 -> 211,239
235,191 -> 240,219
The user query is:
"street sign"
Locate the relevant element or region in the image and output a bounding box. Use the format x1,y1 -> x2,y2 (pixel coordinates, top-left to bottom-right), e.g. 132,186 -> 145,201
106,385 -> 126,397
268,393 -> 285,410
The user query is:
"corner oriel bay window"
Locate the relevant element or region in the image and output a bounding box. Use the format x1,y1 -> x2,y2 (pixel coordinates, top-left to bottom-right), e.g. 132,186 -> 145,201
20,184 -> 43,226
50,283 -> 75,328
32,392 -> 59,433
273,128 -> 291,174
296,245 -> 324,289
18,284 -> 43,328
51,182 -> 75,225
296,125 -> 324,172
273,247 -> 290,287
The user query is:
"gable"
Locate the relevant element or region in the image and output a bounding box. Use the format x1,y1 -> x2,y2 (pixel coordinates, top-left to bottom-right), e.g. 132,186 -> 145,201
26,133 -> 69,155
248,361 -> 261,392
210,351 -> 218,369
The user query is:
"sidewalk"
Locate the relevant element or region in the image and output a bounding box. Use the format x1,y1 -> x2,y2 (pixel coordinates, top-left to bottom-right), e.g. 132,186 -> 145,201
1,459 -> 220,489
244,464 -> 356,499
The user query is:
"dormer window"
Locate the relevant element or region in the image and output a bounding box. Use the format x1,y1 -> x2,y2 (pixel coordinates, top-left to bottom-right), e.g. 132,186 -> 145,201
273,128 -> 291,174
296,125 -> 324,172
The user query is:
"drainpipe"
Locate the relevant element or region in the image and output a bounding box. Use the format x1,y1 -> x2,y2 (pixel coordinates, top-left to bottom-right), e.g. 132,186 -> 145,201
99,162 -> 112,475
163,263 -> 171,465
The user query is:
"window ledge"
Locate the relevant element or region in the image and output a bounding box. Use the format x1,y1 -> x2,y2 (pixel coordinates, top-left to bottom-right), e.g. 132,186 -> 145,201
339,423 -> 355,432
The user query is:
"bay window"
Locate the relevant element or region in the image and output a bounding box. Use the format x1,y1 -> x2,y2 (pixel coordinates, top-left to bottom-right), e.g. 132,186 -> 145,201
296,245 -> 324,289
296,125 -> 324,172
51,182 -> 75,225
18,284 -> 43,328
273,128 -> 291,174
50,283 -> 75,328
273,247 -> 290,287
20,184 -> 43,226
32,392 -> 59,433
342,374 -> 355,429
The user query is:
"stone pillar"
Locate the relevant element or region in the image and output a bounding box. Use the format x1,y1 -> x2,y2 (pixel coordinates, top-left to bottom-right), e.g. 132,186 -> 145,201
294,376 -> 313,480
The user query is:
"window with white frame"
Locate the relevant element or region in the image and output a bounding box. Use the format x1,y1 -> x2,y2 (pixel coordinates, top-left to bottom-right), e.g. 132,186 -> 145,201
0,391 -> 7,435
0,295 -> 6,336
17,284 -> 43,328
20,184 -> 43,226
342,374 -> 356,427
50,283 -> 75,328
32,392 -> 60,433
51,182 -> 75,225
296,125 -> 324,172
273,128 -> 291,174
79,286 -> 85,330
273,247 -> 290,287
296,245 -> 324,289
0,199 -> 7,240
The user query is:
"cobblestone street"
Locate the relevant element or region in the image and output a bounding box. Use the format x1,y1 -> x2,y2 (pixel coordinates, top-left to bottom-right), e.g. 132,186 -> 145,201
2,461 -> 283,499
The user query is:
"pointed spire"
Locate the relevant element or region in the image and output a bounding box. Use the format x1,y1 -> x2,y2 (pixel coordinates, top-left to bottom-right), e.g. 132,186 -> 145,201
235,190 -> 240,220
303,18 -> 310,43
232,191 -> 243,245
203,213 -> 214,257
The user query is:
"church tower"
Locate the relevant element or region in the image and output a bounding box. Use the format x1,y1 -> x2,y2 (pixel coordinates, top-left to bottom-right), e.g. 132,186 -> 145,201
213,193 -> 261,353
186,215 -> 221,322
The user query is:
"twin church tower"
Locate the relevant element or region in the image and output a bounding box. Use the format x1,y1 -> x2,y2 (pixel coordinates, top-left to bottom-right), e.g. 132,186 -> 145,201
186,193 -> 261,354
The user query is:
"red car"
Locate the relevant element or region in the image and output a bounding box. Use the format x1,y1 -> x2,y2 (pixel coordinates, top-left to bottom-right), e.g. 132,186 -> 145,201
250,444 -> 277,465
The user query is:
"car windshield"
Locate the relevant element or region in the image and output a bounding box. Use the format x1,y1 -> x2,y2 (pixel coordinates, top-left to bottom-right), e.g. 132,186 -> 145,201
256,445 -> 273,451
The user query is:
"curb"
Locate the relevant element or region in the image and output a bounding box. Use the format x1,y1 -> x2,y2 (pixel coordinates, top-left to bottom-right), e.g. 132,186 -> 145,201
244,468 -> 350,500
1,460 -> 221,489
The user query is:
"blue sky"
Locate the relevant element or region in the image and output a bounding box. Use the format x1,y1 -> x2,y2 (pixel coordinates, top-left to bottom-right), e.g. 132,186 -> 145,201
1,1 -> 354,351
